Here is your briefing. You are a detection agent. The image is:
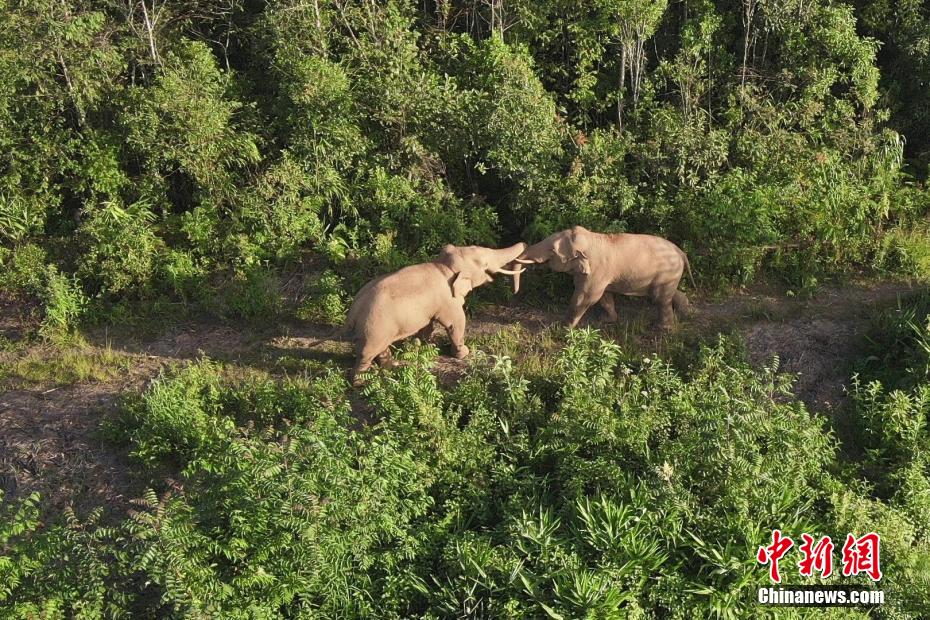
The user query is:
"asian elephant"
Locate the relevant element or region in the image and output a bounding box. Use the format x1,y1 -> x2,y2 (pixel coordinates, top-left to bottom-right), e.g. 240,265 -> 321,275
345,242 -> 527,384
513,226 -> 694,329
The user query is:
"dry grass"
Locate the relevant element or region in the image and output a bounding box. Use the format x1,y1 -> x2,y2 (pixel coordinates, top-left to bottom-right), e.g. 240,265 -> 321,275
0,342 -> 135,389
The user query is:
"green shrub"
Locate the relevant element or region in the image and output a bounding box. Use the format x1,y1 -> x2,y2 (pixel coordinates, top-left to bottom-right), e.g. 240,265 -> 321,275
220,266 -> 282,322
0,194 -> 47,246
121,39 -> 260,204
839,292 -> 930,616
877,224 -> 930,281
159,248 -> 209,304
39,267 -> 88,343
116,360 -> 231,465
77,200 -> 162,298
0,491 -> 42,606
230,155 -> 326,266
5,329 -> 930,616
296,269 -> 349,325
0,242 -> 47,296
0,493 -> 131,617
679,169 -> 784,286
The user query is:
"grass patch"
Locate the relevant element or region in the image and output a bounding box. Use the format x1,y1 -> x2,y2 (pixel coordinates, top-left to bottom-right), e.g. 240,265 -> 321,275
471,323 -> 563,377
470,314 -> 707,378
0,343 -> 135,388
879,224 -> 930,282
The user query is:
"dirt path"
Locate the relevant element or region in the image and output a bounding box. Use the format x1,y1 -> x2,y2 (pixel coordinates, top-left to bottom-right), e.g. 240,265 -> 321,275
0,279 -> 917,513
692,280 -> 914,409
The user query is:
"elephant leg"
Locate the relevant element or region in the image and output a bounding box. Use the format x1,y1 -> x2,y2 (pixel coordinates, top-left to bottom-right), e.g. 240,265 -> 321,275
566,282 -> 607,328
415,320 -> 435,342
437,305 -> 470,359
598,292 -> 618,323
657,303 -> 675,330
652,286 -> 676,330
672,291 -> 690,315
352,341 -> 384,386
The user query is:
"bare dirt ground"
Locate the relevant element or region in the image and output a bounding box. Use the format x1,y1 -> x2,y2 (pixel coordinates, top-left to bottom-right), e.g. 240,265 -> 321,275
0,279 -> 917,514
0,384 -> 135,514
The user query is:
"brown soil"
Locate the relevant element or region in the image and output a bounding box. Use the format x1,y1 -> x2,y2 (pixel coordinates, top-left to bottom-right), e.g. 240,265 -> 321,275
0,279 -> 916,514
697,281 -> 910,411
0,383 -> 134,515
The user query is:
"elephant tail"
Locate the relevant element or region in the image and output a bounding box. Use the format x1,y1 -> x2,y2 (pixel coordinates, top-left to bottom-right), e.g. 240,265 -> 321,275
683,253 -> 696,291
342,275 -> 385,339
343,300 -> 360,338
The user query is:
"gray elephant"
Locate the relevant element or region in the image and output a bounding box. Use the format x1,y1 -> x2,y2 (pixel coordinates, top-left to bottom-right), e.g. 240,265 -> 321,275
346,242 -> 527,383
513,226 -> 694,329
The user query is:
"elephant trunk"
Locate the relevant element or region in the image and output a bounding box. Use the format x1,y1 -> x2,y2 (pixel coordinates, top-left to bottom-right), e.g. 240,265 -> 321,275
490,242 -> 528,294
515,241 -> 551,264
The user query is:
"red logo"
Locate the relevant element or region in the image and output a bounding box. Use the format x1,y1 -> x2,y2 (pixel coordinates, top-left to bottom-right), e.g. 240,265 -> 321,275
798,534 -> 834,578
841,532 -> 883,581
758,531 -> 881,583
757,529 -> 794,583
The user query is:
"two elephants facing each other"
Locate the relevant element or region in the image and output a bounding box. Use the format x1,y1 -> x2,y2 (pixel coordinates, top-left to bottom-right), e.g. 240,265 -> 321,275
344,227 -> 695,385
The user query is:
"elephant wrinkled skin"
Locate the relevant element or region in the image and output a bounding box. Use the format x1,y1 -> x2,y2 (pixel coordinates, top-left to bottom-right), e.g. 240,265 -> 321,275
515,226 -> 694,329
346,242 -> 527,384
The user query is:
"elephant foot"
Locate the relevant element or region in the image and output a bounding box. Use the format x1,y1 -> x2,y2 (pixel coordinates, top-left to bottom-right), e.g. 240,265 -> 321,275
453,344 -> 470,359
376,350 -> 397,368
351,370 -> 368,387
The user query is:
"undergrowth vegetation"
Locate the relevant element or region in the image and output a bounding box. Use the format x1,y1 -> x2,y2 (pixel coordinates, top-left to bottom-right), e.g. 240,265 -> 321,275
2,319 -> 929,617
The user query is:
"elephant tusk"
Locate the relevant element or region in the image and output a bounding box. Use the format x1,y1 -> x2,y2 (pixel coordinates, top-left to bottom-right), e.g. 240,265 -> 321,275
513,258 -> 536,264
494,267 -> 526,275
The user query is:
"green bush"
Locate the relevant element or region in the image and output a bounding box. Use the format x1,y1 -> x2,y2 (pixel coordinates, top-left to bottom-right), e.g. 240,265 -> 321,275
5,330 -> 927,616
0,243 -> 47,297
297,269 -> 349,326
841,293 -> 930,615
219,267 -> 283,322
0,0 -> 927,313
76,201 -> 162,298
116,360 -> 231,466
877,224 -> 930,281
39,267 -> 88,343
0,493 -> 129,618
0,195 -> 47,246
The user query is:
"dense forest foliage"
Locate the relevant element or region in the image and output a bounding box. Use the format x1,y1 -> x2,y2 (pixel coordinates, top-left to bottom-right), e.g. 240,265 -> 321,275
2,0 -> 930,617
3,306 -> 930,617
1,0 -> 930,329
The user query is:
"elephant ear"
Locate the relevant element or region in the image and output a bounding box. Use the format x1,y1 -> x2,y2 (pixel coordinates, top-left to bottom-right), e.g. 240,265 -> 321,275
554,235 -> 591,275
451,272 -> 474,299
553,235 -> 572,263
574,250 -> 591,275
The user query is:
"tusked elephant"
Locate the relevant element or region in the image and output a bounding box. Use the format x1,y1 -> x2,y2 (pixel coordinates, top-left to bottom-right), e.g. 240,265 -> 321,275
346,242 -> 527,384
513,226 -> 694,329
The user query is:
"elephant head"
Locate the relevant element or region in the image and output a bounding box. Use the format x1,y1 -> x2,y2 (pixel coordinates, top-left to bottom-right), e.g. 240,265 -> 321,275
437,242 -> 528,298
513,226 -> 592,286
